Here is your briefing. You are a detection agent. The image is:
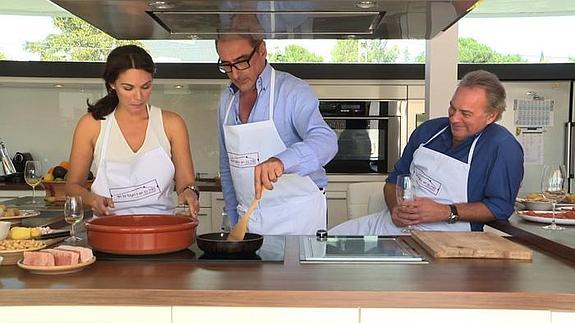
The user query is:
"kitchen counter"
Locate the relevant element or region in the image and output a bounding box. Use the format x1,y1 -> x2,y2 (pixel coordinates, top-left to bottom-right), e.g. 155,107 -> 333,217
1,232 -> 575,310
488,217 -> 575,266
0,180 -> 223,192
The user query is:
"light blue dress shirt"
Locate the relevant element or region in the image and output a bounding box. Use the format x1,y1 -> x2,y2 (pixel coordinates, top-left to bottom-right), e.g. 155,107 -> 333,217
218,63 -> 338,224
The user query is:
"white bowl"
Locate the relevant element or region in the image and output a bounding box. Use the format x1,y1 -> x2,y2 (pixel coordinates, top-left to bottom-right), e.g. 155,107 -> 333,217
0,221 -> 11,240
522,200 -> 553,211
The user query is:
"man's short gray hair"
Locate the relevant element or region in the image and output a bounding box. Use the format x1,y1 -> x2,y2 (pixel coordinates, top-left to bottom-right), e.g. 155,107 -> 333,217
215,14 -> 265,49
458,70 -> 506,121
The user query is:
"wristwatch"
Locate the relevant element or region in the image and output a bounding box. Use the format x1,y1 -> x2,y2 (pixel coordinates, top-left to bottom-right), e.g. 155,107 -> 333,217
447,204 -> 459,224
183,185 -> 200,199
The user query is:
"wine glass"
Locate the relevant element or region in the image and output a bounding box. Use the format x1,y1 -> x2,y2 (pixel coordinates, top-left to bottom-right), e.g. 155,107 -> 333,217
396,174 -> 416,233
540,165 -> 567,231
64,196 -> 84,242
24,161 -> 42,204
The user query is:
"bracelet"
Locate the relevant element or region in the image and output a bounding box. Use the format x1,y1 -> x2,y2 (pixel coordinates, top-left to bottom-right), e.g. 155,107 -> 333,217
182,185 -> 200,199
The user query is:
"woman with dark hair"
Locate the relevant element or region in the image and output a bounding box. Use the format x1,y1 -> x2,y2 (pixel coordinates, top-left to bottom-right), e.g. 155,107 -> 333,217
65,45 -> 199,217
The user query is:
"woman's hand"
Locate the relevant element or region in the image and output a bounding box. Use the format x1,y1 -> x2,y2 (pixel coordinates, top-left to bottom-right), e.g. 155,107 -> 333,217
178,189 -> 199,220
89,194 -> 115,216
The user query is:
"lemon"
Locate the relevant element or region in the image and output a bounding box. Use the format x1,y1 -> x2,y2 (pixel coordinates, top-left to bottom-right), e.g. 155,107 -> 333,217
9,227 -> 32,240
30,227 -> 41,238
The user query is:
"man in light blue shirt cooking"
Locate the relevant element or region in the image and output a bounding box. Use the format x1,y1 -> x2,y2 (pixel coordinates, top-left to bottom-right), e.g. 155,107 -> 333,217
216,31 -> 337,235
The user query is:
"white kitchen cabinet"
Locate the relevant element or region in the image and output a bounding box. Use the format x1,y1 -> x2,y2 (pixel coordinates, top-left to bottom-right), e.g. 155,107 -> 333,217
326,190 -> 347,228
195,207 -> 212,234
173,306 -> 359,323
176,192 -> 212,234
210,192 -> 225,231
326,174 -> 388,228
360,308 -> 550,323
552,311 -> 575,323
0,306 -> 171,323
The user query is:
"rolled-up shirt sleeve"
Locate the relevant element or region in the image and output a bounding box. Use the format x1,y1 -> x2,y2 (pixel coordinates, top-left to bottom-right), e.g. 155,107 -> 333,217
480,137 -> 524,220
275,86 -> 337,176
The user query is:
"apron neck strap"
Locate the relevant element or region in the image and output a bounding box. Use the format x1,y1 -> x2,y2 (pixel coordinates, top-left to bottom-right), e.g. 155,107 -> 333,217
98,111 -> 115,171
268,69 -> 275,120
422,126 -> 448,146
467,133 -> 482,164
421,125 -> 482,165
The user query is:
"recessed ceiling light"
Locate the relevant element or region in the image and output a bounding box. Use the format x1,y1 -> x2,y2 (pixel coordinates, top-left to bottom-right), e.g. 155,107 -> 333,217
174,85 -> 184,89
148,1 -> 174,10
55,84 -> 63,88
356,1 -> 376,9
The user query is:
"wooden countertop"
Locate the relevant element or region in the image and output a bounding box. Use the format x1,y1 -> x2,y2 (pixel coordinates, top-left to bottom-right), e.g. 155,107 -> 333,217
1,234 -> 575,310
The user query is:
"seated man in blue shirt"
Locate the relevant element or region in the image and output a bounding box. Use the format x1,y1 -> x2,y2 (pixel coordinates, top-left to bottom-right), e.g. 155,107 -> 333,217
331,70 -> 524,235
216,31 -> 337,235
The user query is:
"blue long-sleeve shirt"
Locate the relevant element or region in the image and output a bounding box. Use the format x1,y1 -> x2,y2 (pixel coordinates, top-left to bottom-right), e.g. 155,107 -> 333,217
218,64 -> 338,224
386,117 -> 524,231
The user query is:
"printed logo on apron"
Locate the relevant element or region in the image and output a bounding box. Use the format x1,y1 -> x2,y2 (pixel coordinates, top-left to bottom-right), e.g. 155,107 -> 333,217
228,152 -> 260,168
412,167 -> 441,196
109,179 -> 161,203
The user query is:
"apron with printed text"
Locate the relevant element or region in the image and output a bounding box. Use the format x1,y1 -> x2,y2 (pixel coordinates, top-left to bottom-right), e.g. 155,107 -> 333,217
91,107 -> 176,215
330,126 -> 476,235
223,69 -> 326,235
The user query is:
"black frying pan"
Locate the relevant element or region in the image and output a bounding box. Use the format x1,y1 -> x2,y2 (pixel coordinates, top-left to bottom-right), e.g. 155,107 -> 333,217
196,232 -> 263,254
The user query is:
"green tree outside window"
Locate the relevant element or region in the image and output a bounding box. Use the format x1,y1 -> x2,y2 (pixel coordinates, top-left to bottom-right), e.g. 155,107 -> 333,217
25,16 -> 144,61
416,37 -> 526,63
268,44 -> 323,63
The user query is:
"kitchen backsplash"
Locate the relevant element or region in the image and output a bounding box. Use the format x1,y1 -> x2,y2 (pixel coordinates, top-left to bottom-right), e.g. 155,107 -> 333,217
0,79 -> 226,176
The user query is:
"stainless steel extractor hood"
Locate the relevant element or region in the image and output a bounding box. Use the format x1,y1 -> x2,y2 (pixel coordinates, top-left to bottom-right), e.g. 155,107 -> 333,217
48,0 -> 479,40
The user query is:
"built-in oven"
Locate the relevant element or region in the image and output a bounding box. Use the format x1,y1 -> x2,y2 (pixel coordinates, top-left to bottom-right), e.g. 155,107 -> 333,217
320,100 -> 405,173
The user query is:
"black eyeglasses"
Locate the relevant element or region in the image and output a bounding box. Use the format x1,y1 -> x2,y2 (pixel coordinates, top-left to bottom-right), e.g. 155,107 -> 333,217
217,43 -> 260,74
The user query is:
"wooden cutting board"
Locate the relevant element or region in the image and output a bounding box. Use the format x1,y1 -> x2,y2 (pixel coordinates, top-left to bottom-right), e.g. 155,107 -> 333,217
412,231 -> 533,260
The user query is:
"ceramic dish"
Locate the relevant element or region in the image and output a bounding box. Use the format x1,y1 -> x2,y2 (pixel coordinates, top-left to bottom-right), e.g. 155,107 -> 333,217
518,200 -> 552,211
0,210 -> 40,220
516,210 -> 575,225
0,241 -> 46,254
17,257 -> 96,275
86,215 -> 198,255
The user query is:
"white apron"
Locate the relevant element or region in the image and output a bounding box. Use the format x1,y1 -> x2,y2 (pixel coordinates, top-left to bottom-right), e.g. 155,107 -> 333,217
223,69 -> 326,235
91,107 -> 176,215
330,126 -> 476,235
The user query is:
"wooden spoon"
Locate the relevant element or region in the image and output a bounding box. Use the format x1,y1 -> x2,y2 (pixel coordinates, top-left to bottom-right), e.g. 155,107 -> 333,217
227,190 -> 265,241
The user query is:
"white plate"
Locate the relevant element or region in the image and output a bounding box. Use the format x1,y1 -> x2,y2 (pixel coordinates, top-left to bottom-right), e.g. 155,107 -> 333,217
17,257 -> 96,275
515,211 -> 575,225
0,210 -> 40,220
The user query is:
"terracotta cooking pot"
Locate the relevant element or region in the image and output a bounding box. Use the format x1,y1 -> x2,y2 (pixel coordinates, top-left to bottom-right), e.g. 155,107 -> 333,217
86,215 -> 198,255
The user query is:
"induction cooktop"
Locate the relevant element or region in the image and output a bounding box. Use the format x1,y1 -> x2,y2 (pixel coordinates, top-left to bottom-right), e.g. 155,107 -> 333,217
94,235 -> 285,263
299,236 -> 426,263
